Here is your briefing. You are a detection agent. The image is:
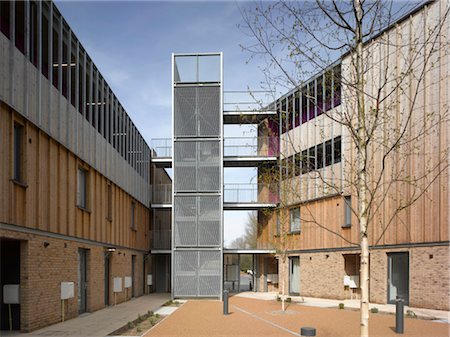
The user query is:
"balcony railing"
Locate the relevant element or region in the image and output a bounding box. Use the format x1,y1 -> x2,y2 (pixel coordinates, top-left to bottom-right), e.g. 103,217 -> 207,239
224,136 -> 279,157
152,184 -> 172,204
152,230 -> 171,250
151,138 -> 172,158
224,183 -> 279,204
223,90 -> 276,112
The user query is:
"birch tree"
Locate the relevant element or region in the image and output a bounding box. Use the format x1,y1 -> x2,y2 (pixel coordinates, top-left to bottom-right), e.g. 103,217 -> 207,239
240,1 -> 450,336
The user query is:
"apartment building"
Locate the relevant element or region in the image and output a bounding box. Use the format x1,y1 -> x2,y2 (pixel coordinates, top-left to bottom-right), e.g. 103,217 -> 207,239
255,0 -> 449,311
0,1 -> 153,331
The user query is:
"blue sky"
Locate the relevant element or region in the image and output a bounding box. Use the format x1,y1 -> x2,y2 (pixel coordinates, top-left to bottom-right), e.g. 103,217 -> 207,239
54,0 -> 266,246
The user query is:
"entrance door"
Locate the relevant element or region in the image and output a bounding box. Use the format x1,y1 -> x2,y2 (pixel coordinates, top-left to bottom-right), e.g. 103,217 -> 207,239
131,255 -> 136,297
289,257 -> 300,295
104,255 -> 110,306
78,249 -> 88,313
388,253 -> 409,304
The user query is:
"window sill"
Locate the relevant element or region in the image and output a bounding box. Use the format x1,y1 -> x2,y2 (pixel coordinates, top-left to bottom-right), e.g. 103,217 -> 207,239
77,205 -> 91,213
288,231 -> 301,235
341,224 -> 352,229
11,179 -> 28,189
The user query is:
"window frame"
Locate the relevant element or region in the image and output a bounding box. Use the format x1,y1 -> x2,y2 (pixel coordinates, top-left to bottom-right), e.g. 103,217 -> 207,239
77,167 -> 88,210
12,122 -> 26,184
130,200 -> 136,231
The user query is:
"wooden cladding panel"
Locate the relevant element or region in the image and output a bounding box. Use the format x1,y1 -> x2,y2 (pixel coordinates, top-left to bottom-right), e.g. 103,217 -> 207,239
0,104 -> 150,251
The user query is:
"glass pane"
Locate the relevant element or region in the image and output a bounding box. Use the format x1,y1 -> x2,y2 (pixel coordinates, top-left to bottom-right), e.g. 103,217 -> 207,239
198,55 -> 220,82
174,56 -> 196,83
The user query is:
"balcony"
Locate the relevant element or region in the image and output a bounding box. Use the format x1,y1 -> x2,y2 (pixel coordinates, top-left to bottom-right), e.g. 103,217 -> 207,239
151,184 -> 172,208
223,90 -> 277,124
152,230 -> 171,251
224,183 -> 278,210
151,138 -> 172,168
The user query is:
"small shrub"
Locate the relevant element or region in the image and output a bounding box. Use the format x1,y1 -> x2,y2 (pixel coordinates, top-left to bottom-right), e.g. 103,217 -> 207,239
147,310 -> 153,316
136,327 -> 142,333
163,300 -> 173,306
370,307 -> 379,313
286,297 -> 292,303
276,295 -> 281,302
338,303 -> 345,310
127,321 -> 134,329
406,310 -> 417,318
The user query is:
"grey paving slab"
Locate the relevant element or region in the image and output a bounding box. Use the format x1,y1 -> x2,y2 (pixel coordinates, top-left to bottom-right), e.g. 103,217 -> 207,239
1,293 -> 170,337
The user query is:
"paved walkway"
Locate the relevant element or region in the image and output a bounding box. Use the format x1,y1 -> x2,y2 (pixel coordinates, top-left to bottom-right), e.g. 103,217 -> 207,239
236,292 -> 450,322
2,293 -> 170,337
145,296 -> 450,337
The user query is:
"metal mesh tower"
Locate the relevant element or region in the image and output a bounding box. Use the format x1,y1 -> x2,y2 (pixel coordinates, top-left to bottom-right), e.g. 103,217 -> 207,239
172,53 -> 223,298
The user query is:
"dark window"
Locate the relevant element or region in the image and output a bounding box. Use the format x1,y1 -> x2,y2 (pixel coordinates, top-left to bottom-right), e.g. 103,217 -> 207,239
41,2 -> 49,78
294,152 -> 301,176
52,13 -> 59,88
333,64 -> 342,107
107,184 -> 112,221
316,143 -> 324,169
343,196 -> 352,228
308,146 -> 316,172
317,76 -> 324,117
92,68 -> 98,129
334,136 -> 342,163
0,1 -> 11,38
29,1 -> 38,66
77,168 -> 88,209
14,1 -> 25,54
13,123 -> 24,182
325,139 -> 333,166
131,201 -> 136,230
78,48 -> 84,115
85,59 -> 91,122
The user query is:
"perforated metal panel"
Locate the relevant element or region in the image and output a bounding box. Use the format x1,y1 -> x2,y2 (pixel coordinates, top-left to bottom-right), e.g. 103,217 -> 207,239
174,141 -> 196,192
198,141 -> 221,191
198,251 -> 221,296
174,251 -> 198,297
198,86 -> 221,136
174,87 -> 197,137
174,196 -> 197,246
198,196 -> 221,246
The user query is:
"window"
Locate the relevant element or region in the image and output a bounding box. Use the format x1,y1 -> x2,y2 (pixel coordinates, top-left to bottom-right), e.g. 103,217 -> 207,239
275,211 -> 280,236
52,13 -> 60,88
334,136 -> 342,163
130,201 -> 136,230
290,207 -> 300,233
14,1 -> 25,54
77,168 -> 88,209
13,123 -> 25,182
107,184 -> 112,221
62,26 -> 69,98
41,2 -> 50,78
343,196 -> 352,228
0,1 -> 11,38
29,1 -> 38,66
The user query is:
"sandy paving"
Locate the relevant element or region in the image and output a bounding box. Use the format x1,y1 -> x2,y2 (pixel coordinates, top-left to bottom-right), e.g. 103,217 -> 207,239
144,296 -> 450,337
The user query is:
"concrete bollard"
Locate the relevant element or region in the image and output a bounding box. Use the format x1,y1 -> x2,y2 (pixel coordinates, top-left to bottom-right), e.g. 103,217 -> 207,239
300,326 -> 316,336
223,290 -> 229,315
395,297 -> 404,334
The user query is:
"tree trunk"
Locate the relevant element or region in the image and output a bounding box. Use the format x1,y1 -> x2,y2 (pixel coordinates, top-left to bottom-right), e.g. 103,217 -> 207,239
354,1 -> 369,336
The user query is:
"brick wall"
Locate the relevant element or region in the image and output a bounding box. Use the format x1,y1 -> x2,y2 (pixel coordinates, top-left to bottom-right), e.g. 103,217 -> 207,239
0,228 -> 149,332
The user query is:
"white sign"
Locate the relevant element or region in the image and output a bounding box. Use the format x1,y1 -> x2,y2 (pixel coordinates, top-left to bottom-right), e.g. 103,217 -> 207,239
3,284 -> 20,304
61,282 -> 75,300
124,276 -> 132,288
147,274 -> 152,286
113,277 -> 122,292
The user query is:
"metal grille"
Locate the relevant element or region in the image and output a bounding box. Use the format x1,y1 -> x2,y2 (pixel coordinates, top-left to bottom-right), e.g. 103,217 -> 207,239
174,141 -> 196,192
174,87 -> 197,137
174,251 -> 198,297
198,86 -> 221,137
198,196 -> 221,246
198,141 -> 221,192
174,196 -> 197,246
198,251 -> 221,296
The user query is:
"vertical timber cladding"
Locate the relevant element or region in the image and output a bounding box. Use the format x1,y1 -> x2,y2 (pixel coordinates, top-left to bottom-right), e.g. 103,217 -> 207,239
172,53 -> 223,298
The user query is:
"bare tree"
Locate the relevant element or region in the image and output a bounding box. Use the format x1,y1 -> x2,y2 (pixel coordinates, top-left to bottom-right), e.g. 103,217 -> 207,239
239,1 -> 449,336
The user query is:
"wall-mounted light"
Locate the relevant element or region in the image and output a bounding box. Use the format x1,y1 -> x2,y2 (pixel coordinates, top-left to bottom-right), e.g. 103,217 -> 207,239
43,242 -> 50,248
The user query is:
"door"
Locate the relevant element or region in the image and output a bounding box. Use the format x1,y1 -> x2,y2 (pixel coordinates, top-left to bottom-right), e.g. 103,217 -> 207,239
104,255 -> 110,306
78,249 -> 88,314
289,257 -> 300,295
388,252 -> 409,304
131,255 -> 136,297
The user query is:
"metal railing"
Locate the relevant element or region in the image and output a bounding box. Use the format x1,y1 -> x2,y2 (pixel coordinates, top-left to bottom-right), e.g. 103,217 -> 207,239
224,183 -> 279,204
223,90 -> 276,112
152,230 -> 172,250
151,136 -> 279,158
151,138 -> 172,158
152,184 -> 172,204
224,136 -> 279,157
